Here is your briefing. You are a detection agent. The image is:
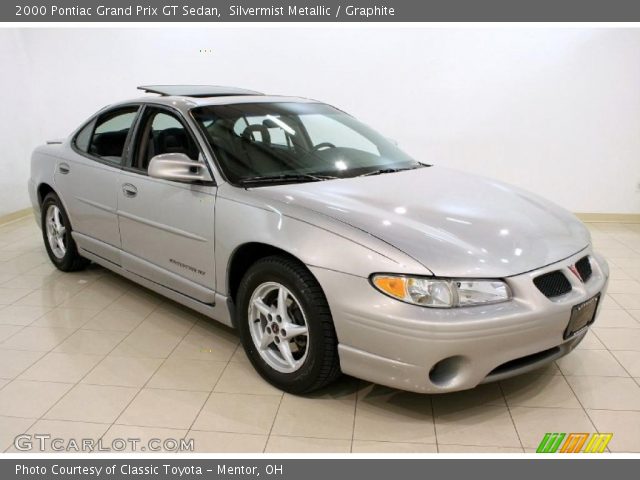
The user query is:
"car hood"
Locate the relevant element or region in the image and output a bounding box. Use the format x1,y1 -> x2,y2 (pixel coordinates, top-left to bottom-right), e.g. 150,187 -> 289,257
248,166 -> 590,277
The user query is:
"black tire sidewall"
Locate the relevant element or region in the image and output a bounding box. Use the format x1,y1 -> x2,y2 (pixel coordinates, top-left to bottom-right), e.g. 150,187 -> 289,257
237,258 -> 333,393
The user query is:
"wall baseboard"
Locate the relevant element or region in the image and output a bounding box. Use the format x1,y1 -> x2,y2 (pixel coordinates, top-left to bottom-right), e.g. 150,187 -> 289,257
0,208 -> 34,226
575,213 -> 640,223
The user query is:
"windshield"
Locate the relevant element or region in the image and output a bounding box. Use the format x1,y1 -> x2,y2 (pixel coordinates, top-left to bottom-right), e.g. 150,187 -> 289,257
191,102 -> 425,186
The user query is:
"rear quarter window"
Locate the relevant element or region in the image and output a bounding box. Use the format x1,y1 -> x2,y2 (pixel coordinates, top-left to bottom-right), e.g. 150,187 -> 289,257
74,119 -> 95,152
73,106 -> 139,165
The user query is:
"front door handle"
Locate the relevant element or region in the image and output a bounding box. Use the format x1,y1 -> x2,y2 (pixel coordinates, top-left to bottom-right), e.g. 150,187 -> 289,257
122,183 -> 138,198
58,163 -> 70,175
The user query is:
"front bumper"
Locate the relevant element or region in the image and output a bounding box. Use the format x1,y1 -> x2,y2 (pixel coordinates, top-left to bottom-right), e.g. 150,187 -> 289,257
310,248 -> 609,393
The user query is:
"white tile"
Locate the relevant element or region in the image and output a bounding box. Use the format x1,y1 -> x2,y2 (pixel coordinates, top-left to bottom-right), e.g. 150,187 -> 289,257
272,392 -> 355,440
147,358 -> 226,391
566,376 -> 640,410
588,409 -> 640,452
117,388 -> 208,429
575,330 -> 606,350
350,439 -> 435,454
612,351 -> 640,377
214,361 -> 282,396
0,416 -> 37,451
557,349 -> 629,377
192,393 -> 280,435
1,326 -> 76,351
0,288 -> 32,305
31,308 -> 99,329
12,419 -> 110,452
0,306 -> 50,326
355,385 -> 435,443
502,374 -> 581,408
102,425 -> 189,453
82,356 -> 162,387
594,328 -> 640,351
0,349 -> 44,378
595,309 -> 640,328
18,352 -> 103,383
44,384 -> 139,423
0,325 -> 25,343
266,435 -> 351,453
0,380 -> 72,418
434,403 -> 520,447
170,326 -> 238,362
610,294 -> 640,310
510,406 -> 595,448
186,431 -> 266,453
81,309 -> 147,332
13,286 -> 77,307
110,322 -> 184,359
53,329 -> 127,355
437,444 -> 522,453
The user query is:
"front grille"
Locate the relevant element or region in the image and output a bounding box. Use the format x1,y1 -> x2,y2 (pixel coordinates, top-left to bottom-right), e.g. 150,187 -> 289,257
534,271 -> 572,298
575,256 -> 592,282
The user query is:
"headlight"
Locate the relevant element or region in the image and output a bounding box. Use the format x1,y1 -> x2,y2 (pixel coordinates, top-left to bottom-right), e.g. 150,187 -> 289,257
371,275 -> 511,308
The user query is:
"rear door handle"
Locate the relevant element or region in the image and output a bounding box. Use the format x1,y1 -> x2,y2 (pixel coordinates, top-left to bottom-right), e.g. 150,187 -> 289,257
58,163 -> 70,175
122,183 -> 138,198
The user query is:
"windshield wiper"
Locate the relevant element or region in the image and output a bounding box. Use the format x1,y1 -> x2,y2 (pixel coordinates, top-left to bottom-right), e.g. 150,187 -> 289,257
358,164 -> 426,177
239,173 -> 338,186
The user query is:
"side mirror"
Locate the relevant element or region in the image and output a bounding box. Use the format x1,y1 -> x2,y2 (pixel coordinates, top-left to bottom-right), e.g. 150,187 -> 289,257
148,153 -> 212,183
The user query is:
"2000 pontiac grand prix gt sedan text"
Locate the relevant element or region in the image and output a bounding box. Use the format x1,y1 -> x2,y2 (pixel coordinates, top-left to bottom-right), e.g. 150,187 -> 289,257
28,85 -> 609,394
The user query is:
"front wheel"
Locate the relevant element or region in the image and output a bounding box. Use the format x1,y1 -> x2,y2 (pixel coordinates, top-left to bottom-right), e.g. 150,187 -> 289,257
236,256 -> 341,394
41,193 -> 89,272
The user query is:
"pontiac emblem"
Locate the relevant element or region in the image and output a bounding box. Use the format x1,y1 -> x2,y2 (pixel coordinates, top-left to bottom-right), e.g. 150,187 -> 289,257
568,264 -> 583,282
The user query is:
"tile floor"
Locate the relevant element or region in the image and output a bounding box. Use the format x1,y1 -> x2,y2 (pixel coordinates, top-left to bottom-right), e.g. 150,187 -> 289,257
1,217 -> 640,453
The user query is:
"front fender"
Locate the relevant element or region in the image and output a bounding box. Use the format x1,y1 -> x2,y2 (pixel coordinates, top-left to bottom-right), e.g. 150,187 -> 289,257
214,190 -> 430,295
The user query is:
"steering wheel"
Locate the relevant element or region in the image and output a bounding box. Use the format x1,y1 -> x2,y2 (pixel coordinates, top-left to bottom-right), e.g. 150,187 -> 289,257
312,142 -> 336,152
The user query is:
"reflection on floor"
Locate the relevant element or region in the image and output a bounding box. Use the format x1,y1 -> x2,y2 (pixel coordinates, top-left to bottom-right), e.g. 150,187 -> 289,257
0,217 -> 640,453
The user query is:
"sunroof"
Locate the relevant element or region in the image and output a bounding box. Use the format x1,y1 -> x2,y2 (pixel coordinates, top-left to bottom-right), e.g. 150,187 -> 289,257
138,85 -> 263,98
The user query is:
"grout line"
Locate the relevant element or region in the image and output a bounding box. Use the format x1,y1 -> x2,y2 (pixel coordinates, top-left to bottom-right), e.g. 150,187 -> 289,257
348,380 -> 359,453
99,308 -> 200,443
0,265 -> 115,453
185,342 -> 247,451
0,267 -> 106,351
262,361 -> 285,453
2,417 -> 41,453
28,297 -> 132,426
498,381 -> 525,452
557,361 -> 603,439
430,392 -> 439,453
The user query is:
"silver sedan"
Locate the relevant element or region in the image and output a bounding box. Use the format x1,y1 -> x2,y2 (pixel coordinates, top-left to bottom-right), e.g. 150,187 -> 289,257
28,85 -> 608,393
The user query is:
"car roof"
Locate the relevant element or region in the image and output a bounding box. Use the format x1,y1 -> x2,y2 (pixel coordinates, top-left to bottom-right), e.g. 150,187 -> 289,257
109,85 -> 319,113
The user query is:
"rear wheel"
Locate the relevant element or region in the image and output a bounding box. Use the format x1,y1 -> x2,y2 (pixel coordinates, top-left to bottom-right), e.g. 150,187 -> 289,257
41,193 -> 89,272
237,255 -> 341,394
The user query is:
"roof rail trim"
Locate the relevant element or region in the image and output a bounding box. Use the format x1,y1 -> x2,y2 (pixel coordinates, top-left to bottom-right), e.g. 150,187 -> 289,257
137,85 -> 264,98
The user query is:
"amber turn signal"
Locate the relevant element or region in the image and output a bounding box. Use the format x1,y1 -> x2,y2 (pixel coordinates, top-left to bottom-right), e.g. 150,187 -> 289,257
372,275 -> 407,299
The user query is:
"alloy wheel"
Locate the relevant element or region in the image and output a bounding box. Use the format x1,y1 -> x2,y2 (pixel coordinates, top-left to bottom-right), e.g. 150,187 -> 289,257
45,204 -> 67,259
248,281 -> 310,373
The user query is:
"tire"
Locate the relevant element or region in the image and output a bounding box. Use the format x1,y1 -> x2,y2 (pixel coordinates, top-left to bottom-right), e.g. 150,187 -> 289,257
236,255 -> 341,394
41,193 -> 89,272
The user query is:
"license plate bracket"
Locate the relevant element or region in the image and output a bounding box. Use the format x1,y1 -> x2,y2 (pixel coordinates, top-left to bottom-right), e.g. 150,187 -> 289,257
564,293 -> 600,340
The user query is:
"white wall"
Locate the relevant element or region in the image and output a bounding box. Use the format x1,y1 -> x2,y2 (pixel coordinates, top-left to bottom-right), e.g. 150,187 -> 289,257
1,27 -> 639,216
